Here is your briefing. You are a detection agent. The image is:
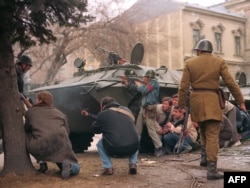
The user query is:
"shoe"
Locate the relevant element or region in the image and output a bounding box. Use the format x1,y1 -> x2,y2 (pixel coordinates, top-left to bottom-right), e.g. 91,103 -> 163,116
129,163 -> 137,175
61,160 -> 71,179
164,145 -> 173,155
231,140 -> 241,147
200,147 -> 207,167
154,147 -> 164,157
191,142 -> 201,151
102,168 -> 114,175
223,140 -> 230,148
38,162 -> 48,173
180,146 -> 192,154
207,161 -> 224,180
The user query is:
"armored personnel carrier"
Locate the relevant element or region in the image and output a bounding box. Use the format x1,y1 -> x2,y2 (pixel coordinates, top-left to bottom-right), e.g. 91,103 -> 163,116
28,43 -> 250,153
28,43 -> 183,152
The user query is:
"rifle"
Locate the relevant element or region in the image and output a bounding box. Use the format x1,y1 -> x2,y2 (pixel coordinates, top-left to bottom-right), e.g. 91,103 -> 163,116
119,75 -> 146,85
96,46 -> 111,54
167,106 -> 174,124
96,47 -> 121,65
174,106 -> 189,157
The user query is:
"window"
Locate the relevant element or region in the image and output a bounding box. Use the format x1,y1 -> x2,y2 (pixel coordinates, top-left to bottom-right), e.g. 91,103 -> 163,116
235,36 -> 241,56
232,27 -> 243,56
212,23 -> 225,53
215,33 -> 222,53
193,29 -> 200,47
190,19 -> 204,50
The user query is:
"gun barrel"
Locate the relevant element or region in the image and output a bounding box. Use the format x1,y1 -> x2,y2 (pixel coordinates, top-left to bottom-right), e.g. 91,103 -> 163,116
96,47 -> 110,54
128,78 -> 145,85
175,106 -> 189,156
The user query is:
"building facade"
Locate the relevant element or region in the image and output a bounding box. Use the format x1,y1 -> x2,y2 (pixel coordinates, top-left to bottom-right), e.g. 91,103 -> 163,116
127,0 -> 250,85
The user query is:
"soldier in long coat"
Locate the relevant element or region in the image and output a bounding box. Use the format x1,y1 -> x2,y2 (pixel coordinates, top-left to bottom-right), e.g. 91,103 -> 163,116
178,39 -> 246,180
25,91 -> 80,179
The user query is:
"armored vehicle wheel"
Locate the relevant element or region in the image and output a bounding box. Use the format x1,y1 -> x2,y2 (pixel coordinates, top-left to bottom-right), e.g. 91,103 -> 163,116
69,132 -> 94,153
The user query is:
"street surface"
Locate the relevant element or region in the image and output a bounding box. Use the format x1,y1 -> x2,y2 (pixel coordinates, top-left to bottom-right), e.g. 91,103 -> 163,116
0,135 -> 250,188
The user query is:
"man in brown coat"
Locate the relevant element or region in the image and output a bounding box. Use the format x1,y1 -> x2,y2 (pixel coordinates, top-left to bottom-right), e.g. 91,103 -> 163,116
25,91 -> 80,179
178,39 -> 246,180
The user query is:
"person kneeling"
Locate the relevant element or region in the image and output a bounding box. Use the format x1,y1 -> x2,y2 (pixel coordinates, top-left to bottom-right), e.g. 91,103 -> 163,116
81,97 -> 139,175
25,91 -> 80,179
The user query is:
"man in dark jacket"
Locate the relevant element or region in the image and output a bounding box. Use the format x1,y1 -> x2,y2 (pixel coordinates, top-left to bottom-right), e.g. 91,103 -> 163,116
25,91 -> 80,179
81,97 -> 139,175
16,54 -> 33,108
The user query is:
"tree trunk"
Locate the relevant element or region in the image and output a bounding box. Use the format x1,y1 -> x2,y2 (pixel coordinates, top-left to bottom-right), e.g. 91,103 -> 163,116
0,35 -> 36,175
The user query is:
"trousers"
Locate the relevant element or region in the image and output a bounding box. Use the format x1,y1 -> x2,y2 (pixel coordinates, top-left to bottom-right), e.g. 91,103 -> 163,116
96,139 -> 138,169
199,120 -> 220,161
136,107 -> 162,148
226,107 -> 240,143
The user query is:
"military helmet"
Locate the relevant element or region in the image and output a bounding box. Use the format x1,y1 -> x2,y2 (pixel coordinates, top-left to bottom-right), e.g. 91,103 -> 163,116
17,55 -> 33,66
144,69 -> 156,78
194,39 -> 213,52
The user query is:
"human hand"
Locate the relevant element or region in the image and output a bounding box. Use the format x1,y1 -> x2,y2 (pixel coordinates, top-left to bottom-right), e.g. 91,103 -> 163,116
192,122 -> 199,128
134,81 -> 141,87
162,126 -> 169,134
120,76 -> 128,85
157,129 -> 163,135
157,127 -> 168,135
166,123 -> 174,133
170,125 -> 175,133
81,110 -> 88,116
239,103 -> 246,112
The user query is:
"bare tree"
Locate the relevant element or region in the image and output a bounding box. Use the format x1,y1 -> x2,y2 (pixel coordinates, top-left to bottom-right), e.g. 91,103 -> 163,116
25,0 -> 147,87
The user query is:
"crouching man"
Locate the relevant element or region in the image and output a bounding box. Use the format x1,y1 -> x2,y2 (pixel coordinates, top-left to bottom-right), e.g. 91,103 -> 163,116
81,97 -> 139,175
24,91 -> 80,179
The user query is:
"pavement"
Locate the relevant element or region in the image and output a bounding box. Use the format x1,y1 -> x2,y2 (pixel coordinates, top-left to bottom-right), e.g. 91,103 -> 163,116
1,136 -> 250,188
0,135 -> 101,168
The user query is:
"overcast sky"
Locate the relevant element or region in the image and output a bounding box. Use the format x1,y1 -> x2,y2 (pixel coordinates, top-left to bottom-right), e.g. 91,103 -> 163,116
176,0 -> 226,6
124,0 -> 226,9
88,0 -> 227,20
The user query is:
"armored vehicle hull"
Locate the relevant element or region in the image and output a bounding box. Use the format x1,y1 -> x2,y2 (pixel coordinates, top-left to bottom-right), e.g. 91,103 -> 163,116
28,43 -> 250,153
28,63 -> 182,152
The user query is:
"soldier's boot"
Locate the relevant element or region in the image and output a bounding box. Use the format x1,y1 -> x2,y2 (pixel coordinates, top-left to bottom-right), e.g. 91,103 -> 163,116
164,145 -> 173,155
207,161 -> 224,180
200,146 -> 207,167
38,162 -> 48,173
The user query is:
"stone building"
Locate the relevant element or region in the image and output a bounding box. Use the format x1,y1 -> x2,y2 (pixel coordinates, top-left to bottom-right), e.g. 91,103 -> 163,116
124,0 -> 250,85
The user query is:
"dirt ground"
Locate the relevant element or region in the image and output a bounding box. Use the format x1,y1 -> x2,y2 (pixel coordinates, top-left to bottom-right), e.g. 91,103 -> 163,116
0,139 -> 250,188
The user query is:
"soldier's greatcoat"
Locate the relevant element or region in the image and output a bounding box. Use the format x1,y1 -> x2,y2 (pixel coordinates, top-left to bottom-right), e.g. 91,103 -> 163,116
25,104 -> 78,163
178,53 -> 244,123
